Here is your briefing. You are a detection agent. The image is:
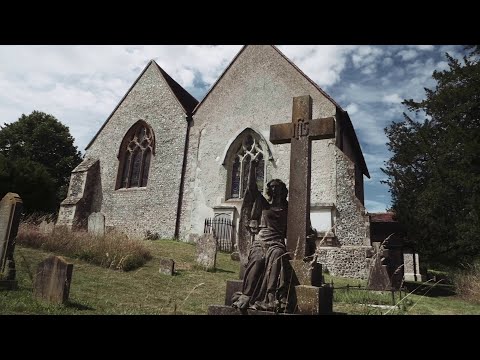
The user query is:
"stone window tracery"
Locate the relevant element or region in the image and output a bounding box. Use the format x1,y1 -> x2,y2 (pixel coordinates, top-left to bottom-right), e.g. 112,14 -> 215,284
116,121 -> 155,189
228,131 -> 267,199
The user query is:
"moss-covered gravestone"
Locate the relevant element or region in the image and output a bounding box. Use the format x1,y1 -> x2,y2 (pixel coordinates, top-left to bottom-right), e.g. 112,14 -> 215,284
195,233 -> 217,271
0,192 -> 23,289
33,256 -> 73,304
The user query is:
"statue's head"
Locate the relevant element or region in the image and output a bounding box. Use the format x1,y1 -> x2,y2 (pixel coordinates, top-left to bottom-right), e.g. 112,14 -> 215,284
266,179 -> 288,204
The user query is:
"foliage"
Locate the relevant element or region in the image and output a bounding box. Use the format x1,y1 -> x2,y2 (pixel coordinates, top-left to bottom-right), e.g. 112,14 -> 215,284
382,46 -> 480,268
0,111 -> 82,212
16,220 -> 152,271
452,261 -> 480,304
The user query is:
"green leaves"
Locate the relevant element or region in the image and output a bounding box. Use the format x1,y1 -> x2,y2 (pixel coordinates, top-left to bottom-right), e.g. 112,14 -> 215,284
0,111 -> 82,213
383,46 -> 480,267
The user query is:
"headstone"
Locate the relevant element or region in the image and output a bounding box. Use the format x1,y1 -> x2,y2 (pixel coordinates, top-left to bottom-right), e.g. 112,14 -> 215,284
403,251 -> 425,282
0,192 -> 23,282
195,233 -> 217,271
270,95 -> 335,259
158,258 -> 175,276
33,256 -> 73,304
290,259 -> 323,287
88,212 -> 105,237
224,280 -> 243,306
295,285 -> 333,315
367,243 -> 392,290
39,220 -> 55,235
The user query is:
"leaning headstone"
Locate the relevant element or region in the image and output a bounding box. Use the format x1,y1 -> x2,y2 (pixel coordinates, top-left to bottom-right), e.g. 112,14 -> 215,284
0,193 -> 23,284
88,212 -> 105,237
159,258 -> 175,276
367,243 -> 392,290
403,251 -> 425,282
33,256 -> 73,304
39,220 -> 55,235
195,233 -> 217,271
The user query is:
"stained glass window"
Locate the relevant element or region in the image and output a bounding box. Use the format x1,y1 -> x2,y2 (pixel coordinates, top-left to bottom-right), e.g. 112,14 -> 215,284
229,131 -> 266,199
117,121 -> 155,189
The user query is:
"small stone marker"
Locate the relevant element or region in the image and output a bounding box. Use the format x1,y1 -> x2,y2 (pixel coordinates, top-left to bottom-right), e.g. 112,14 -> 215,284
159,258 -> 175,276
195,233 -> 217,271
403,251 -> 425,282
39,220 -> 55,235
33,256 -> 73,304
88,212 -> 105,237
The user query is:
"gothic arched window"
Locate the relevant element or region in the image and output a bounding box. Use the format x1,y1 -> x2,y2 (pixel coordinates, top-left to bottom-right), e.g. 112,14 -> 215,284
116,120 -> 155,189
226,130 -> 269,199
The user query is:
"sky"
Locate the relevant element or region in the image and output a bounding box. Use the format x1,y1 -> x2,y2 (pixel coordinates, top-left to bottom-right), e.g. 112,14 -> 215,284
0,45 -> 466,213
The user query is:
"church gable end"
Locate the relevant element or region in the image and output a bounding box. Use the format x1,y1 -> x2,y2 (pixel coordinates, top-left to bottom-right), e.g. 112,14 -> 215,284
181,45 -> 339,239
64,60 -> 197,238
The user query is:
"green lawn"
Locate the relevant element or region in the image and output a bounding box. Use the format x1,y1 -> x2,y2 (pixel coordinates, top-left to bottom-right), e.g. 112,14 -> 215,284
1,241 -> 479,315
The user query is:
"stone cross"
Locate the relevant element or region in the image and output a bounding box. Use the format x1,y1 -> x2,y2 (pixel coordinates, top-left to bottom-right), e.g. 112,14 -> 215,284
0,192 -> 23,280
270,95 -> 335,259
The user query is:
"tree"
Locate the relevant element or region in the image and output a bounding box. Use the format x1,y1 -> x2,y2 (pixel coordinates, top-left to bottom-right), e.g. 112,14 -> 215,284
382,46 -> 480,268
0,111 -> 82,213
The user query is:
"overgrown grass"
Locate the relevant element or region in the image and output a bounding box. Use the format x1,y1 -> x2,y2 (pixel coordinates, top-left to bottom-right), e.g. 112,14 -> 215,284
16,222 -> 152,271
2,240 -> 480,315
1,240 -> 238,314
453,262 -> 480,304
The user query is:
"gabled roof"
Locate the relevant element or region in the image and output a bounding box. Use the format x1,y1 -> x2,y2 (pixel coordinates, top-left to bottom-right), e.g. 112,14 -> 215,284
85,60 -> 198,151
192,45 -> 343,115
155,62 -> 198,114
192,45 -> 369,177
369,212 -> 397,223
337,108 -> 370,178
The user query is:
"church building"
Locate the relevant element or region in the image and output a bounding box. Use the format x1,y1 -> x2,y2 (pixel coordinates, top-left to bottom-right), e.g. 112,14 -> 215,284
57,45 -> 373,278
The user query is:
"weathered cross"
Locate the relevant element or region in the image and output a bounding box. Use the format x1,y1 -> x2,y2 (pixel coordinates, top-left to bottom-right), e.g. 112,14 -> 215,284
270,95 -> 335,259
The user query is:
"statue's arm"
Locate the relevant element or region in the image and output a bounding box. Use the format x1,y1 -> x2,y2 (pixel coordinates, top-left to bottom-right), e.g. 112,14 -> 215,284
245,159 -> 260,196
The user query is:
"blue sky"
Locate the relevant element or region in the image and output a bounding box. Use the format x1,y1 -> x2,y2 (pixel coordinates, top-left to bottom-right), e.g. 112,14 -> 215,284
0,45 -> 466,213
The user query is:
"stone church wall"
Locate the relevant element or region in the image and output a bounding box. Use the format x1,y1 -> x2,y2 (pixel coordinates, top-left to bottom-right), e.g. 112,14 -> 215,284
316,148 -> 371,279
85,63 -> 188,239
179,45 -> 337,240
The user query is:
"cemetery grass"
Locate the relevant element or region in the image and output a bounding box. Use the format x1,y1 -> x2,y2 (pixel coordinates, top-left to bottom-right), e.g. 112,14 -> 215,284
324,274 -> 480,315
2,241 -> 480,314
1,240 -> 237,315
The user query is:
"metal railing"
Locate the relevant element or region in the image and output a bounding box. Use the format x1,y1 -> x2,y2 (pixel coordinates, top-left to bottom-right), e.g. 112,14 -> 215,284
203,217 -> 235,253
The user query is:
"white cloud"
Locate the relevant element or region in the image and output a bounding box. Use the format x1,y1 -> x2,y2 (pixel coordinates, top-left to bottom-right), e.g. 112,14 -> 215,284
382,57 -> 394,66
397,49 -> 419,61
382,93 -> 403,104
365,200 -> 388,213
408,45 -> 434,51
345,103 -> 359,115
278,45 -> 353,88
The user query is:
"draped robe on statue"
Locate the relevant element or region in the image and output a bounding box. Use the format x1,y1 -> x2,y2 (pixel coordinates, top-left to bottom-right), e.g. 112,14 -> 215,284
233,167 -> 297,312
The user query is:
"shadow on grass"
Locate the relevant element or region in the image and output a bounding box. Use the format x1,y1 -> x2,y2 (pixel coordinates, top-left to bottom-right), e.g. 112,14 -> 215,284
65,300 -> 95,311
403,281 -> 456,297
214,268 -> 235,274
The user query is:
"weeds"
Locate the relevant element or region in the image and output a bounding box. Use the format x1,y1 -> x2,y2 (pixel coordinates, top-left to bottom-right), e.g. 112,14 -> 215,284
453,262 -> 480,304
16,221 -> 152,271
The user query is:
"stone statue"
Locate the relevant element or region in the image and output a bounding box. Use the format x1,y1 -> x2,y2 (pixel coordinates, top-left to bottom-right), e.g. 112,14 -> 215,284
232,159 -> 296,312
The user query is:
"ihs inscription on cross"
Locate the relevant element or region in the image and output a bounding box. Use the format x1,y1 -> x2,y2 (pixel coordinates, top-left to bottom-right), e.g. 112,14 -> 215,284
269,95 -> 335,259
